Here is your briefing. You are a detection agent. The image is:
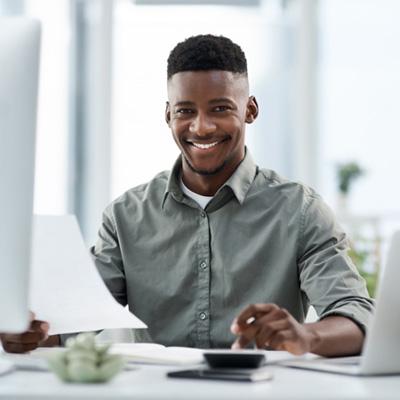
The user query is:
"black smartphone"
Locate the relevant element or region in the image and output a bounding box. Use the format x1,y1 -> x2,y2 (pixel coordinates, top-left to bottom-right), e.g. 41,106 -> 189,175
167,368 -> 273,382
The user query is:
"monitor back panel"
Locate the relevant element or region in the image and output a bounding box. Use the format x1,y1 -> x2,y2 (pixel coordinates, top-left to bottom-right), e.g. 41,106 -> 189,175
0,18 -> 40,332
361,231 -> 400,374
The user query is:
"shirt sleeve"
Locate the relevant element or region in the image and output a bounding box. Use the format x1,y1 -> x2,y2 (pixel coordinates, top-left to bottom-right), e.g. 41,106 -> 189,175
89,206 -> 128,307
297,192 -> 375,333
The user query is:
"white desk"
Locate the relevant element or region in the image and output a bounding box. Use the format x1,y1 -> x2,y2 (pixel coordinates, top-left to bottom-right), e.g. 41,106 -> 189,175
1,363 -> 400,400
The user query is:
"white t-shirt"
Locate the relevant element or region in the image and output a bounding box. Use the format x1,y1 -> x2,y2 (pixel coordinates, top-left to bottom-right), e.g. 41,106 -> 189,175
180,179 -> 213,209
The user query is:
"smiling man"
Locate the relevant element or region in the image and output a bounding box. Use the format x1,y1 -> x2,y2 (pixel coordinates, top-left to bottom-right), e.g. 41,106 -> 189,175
1,35 -> 374,356
166,66 -> 257,196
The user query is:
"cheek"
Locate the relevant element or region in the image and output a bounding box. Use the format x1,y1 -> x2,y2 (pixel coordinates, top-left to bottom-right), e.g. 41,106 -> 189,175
222,117 -> 244,136
171,119 -> 190,137
170,122 -> 186,145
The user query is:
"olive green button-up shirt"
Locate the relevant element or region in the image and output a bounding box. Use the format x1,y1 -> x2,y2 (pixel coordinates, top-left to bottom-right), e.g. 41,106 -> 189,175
91,151 -> 373,348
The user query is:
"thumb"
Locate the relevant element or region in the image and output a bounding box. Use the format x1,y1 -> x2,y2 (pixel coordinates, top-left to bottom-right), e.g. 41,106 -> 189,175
29,311 -> 36,322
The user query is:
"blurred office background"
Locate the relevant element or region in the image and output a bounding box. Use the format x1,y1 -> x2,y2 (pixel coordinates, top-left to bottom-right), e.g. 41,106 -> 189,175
1,0 -> 399,295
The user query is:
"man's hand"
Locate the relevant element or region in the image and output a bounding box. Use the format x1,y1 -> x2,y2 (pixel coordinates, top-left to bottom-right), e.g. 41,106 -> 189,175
231,303 -> 365,357
0,312 -> 55,353
230,303 -> 320,355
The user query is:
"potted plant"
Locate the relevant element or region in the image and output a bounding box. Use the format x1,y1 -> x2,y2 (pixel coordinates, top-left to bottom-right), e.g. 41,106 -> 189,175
336,161 -> 364,214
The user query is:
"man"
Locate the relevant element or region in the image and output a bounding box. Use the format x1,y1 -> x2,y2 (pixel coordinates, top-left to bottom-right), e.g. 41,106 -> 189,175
1,34 -> 373,355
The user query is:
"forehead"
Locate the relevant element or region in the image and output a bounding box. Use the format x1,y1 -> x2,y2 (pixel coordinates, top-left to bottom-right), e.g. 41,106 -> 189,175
167,70 -> 248,103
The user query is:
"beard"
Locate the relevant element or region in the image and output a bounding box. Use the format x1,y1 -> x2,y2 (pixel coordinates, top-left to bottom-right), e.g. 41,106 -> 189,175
184,156 -> 228,176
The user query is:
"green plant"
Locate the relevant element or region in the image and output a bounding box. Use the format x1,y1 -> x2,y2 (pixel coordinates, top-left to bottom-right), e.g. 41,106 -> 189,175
348,245 -> 378,298
48,332 -> 125,383
359,269 -> 378,298
337,162 -> 364,195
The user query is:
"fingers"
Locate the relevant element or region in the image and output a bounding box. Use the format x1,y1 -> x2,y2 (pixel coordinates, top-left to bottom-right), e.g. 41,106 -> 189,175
30,320 -> 49,335
0,318 -> 50,354
231,303 -> 304,351
268,329 -> 294,351
231,303 -> 278,333
255,318 -> 290,348
231,304 -> 281,349
2,341 -> 39,353
232,335 -> 252,350
231,316 -> 267,349
4,331 -> 45,344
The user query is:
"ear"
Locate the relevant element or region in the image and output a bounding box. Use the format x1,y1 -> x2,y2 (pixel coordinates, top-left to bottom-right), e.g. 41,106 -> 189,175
165,101 -> 171,126
245,96 -> 259,124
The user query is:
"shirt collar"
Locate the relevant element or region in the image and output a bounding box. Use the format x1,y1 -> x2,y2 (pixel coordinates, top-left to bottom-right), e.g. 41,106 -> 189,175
221,149 -> 257,204
162,156 -> 183,209
162,148 -> 257,209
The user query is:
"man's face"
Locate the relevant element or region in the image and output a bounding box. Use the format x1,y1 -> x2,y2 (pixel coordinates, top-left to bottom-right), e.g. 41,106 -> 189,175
166,70 -> 258,177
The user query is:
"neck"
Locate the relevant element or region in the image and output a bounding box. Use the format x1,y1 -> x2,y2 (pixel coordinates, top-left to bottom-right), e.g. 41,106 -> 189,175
182,174 -> 226,196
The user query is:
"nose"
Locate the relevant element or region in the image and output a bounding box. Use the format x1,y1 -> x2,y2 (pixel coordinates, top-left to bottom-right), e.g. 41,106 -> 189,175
189,112 -> 217,137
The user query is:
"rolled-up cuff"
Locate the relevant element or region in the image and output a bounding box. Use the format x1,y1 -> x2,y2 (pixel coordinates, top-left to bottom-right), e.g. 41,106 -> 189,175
58,332 -> 79,346
319,297 -> 375,334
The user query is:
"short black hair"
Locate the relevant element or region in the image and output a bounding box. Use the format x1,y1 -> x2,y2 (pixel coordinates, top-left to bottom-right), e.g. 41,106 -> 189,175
167,34 -> 247,80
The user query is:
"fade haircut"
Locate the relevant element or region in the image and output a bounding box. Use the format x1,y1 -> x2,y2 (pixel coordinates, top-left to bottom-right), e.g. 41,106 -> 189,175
167,34 -> 247,80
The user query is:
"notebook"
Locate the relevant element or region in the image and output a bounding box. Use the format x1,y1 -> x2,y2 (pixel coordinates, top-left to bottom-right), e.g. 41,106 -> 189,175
109,343 -> 204,365
283,231 -> 400,376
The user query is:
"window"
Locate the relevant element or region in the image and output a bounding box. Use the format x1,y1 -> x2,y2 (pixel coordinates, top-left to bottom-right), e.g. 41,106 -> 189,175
318,0 -> 400,217
111,0 -> 297,197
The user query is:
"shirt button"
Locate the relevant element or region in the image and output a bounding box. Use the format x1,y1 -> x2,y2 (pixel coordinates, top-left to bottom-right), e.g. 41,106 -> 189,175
200,261 -> 207,270
199,312 -> 207,320
200,212 -> 206,218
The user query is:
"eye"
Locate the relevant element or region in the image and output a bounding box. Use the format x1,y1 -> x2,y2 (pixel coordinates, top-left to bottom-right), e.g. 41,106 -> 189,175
213,105 -> 231,112
175,108 -> 194,114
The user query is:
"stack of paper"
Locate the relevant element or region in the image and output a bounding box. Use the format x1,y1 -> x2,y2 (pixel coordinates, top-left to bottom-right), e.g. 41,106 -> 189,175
109,343 -> 205,365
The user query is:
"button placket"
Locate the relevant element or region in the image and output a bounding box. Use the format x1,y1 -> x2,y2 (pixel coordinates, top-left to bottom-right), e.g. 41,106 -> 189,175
196,209 -> 211,347
199,312 -> 207,321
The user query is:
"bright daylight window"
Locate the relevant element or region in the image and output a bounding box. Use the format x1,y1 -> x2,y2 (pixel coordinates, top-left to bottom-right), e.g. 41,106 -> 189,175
318,0 -> 400,294
319,0 -> 400,217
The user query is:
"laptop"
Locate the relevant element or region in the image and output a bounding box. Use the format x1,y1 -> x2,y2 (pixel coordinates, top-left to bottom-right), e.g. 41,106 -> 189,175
283,231 -> 400,376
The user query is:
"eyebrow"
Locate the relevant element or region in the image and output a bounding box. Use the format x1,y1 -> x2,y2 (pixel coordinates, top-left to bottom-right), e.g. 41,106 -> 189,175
174,98 -> 235,107
208,97 -> 235,105
174,101 -> 195,107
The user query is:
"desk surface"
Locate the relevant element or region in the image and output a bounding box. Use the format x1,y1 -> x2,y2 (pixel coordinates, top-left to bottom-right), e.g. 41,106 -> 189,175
1,363 -> 400,400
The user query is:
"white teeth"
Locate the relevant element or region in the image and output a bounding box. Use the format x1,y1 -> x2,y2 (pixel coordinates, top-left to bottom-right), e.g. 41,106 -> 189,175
192,141 -> 219,149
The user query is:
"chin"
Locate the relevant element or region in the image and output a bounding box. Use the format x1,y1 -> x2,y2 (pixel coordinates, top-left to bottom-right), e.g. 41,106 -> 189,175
187,159 -> 227,176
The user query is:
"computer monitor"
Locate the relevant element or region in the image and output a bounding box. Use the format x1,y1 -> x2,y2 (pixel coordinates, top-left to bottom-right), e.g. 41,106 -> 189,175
0,18 -> 41,333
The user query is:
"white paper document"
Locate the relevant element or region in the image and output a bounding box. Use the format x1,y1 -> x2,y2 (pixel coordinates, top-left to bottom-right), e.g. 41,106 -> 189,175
29,215 -> 147,335
109,343 -> 204,365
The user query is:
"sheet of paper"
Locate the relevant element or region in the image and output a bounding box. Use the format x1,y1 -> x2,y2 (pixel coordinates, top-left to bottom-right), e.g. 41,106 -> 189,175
109,343 -> 204,365
29,215 -> 147,335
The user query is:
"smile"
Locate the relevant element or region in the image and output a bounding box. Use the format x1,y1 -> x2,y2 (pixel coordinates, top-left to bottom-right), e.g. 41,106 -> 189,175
192,141 -> 219,149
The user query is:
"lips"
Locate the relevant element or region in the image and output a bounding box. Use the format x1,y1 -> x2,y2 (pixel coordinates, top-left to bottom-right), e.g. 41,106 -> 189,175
192,141 -> 219,149
186,137 -> 229,150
